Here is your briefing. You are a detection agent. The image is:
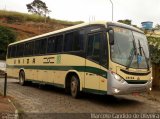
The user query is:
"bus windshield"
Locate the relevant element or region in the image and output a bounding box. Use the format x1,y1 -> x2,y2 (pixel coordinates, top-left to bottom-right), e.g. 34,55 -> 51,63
111,27 -> 150,69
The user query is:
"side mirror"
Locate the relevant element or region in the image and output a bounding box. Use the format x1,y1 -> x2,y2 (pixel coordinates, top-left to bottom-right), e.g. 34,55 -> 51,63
106,27 -> 114,45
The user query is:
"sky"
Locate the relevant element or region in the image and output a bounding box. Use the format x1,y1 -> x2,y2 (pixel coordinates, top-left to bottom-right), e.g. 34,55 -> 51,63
0,0 -> 160,27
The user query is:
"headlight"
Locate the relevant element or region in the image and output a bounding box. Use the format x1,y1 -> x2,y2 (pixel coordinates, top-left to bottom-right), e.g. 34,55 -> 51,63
112,73 -> 125,84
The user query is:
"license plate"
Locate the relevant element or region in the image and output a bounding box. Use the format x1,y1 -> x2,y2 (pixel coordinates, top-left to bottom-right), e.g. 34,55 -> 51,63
132,92 -> 140,96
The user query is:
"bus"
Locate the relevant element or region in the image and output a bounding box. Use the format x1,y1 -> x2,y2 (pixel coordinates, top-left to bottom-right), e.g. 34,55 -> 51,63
6,21 -> 152,98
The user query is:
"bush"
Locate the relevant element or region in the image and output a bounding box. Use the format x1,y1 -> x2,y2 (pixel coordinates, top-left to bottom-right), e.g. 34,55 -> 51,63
0,26 -> 16,60
147,36 -> 160,64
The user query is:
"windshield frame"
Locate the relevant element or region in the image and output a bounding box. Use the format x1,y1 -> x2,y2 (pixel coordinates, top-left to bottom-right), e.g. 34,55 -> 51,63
108,25 -> 151,69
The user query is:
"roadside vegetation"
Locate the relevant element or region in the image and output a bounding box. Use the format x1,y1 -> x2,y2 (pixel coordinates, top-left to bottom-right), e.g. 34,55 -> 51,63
148,36 -> 160,64
0,26 -> 16,60
0,10 -> 83,41
0,10 -> 83,25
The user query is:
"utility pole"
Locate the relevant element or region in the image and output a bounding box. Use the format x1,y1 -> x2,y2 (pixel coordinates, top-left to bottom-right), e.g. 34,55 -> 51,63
109,0 -> 113,21
4,0 -> 6,10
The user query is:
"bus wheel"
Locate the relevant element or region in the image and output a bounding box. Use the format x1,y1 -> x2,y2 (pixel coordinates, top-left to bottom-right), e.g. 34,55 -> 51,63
70,75 -> 80,98
19,71 -> 25,86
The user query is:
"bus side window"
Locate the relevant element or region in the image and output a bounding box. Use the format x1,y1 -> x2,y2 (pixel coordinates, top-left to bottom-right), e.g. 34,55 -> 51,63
87,33 -> 101,63
63,30 -> 84,52
47,36 -> 56,53
73,31 -> 84,51
55,35 -> 63,52
10,45 -> 17,58
64,32 -> 74,52
47,35 -> 63,54
16,44 -> 21,57
39,39 -> 47,54
7,46 -> 11,58
16,43 -> 24,57
101,33 -> 108,68
24,41 -> 34,56
35,40 -> 40,55
19,43 -> 24,57
35,38 -> 47,55
24,43 -> 28,56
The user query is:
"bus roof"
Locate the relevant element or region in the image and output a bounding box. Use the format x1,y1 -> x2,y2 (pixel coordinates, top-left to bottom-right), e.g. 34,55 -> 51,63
9,21 -> 143,46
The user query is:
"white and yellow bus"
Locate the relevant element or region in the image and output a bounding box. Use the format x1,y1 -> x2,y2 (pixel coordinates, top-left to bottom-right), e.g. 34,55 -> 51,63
6,21 -> 152,98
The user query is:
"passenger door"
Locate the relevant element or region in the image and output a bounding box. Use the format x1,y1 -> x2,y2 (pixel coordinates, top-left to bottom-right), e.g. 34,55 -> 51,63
85,32 -> 103,91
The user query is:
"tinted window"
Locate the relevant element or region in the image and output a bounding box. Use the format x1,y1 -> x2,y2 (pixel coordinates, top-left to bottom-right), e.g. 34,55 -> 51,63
40,39 -> 47,54
47,36 -> 56,53
101,34 -> 108,67
24,41 -> 34,56
47,35 -> 63,53
55,35 -> 63,52
16,43 -> 24,57
64,30 -> 84,52
64,32 -> 74,51
7,46 -> 11,58
35,40 -> 40,55
87,33 -> 101,62
35,38 -> 47,55
78,30 -> 84,50
10,45 -> 17,58
73,30 -> 84,51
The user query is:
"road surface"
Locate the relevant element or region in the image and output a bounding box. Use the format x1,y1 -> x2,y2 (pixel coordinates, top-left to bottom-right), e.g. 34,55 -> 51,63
0,78 -> 160,118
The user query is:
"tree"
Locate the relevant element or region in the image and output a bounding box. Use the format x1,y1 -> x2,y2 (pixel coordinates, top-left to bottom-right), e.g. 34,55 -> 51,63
155,24 -> 160,29
0,26 -> 16,60
118,19 -> 132,25
148,36 -> 160,64
26,0 -> 51,17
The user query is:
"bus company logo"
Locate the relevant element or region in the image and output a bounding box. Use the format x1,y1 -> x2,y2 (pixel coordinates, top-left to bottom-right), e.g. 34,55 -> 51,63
43,57 -> 55,64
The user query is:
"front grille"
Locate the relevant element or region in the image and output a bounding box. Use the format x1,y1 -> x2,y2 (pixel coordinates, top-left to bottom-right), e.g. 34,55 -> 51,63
125,80 -> 148,84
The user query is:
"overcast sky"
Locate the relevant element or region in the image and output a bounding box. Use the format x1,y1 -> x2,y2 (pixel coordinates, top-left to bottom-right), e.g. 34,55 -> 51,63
0,0 -> 160,27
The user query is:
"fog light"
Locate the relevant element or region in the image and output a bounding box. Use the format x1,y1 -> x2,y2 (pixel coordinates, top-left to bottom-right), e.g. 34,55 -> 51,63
149,88 -> 152,91
114,89 -> 120,93
151,77 -> 153,80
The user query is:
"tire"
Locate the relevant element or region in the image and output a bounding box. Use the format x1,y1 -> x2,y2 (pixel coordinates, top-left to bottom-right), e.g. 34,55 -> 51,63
19,71 -> 26,86
65,84 -> 70,94
70,75 -> 80,98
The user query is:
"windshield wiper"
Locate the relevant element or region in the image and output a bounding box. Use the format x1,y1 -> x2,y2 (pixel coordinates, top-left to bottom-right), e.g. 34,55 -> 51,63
126,40 -> 136,70
126,48 -> 136,70
138,40 -> 149,70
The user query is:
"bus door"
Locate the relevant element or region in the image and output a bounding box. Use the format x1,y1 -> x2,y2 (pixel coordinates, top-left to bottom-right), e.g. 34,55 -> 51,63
85,32 -> 103,91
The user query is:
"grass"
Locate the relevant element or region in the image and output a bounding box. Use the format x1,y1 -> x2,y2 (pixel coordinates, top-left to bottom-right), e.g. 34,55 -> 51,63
0,10 -> 83,25
0,10 -> 84,41
0,10 -> 44,22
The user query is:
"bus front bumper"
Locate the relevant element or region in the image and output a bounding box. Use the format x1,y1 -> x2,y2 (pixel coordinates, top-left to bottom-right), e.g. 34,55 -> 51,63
107,73 -> 152,95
